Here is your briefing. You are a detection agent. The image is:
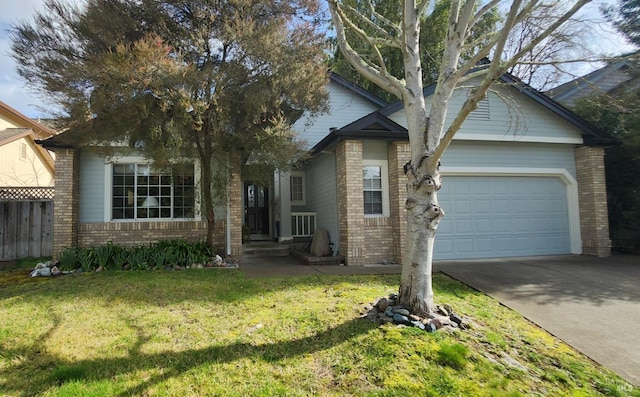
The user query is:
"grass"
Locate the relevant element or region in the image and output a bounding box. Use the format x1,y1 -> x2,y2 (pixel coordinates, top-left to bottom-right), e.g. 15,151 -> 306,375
0,259 -> 638,397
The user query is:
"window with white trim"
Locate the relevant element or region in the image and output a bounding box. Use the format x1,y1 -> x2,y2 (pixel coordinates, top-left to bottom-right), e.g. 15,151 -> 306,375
290,172 -> 305,205
111,163 -> 195,220
363,160 -> 389,217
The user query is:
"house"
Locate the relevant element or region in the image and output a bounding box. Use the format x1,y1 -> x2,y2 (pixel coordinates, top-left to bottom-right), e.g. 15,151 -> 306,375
39,73 -> 612,262
0,101 -> 55,190
546,57 -> 640,107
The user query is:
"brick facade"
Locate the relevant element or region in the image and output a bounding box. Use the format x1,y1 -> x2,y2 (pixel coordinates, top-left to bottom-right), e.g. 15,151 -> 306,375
77,220 -> 222,250
51,149 -> 243,259
388,141 -> 410,264
228,162 -> 243,258
575,146 -> 611,257
336,140 -> 366,265
335,140 -> 410,265
52,149 -> 79,259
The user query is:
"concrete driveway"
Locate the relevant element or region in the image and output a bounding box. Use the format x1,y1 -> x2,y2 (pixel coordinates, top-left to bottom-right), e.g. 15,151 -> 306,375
435,255 -> 640,386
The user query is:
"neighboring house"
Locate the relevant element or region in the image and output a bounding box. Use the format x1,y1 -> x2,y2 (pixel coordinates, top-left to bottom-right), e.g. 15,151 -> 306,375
546,57 -> 640,107
0,101 -> 55,188
39,73 -> 612,262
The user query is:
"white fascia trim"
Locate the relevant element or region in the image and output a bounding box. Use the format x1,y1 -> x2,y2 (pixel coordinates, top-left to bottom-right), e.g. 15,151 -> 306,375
440,166 -> 582,255
454,133 -> 583,145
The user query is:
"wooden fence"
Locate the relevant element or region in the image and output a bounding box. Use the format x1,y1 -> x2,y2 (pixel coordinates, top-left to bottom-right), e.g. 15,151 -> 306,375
0,187 -> 54,260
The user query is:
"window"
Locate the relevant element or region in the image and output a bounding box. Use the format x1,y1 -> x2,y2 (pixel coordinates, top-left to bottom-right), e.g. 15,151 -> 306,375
290,172 -> 305,204
111,163 -> 195,220
363,165 -> 383,215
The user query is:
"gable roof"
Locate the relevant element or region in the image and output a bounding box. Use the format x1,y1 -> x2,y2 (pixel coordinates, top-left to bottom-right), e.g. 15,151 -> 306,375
0,102 -> 56,174
378,72 -> 611,145
547,58 -> 640,105
310,111 -> 407,155
0,101 -> 56,140
329,73 -> 388,108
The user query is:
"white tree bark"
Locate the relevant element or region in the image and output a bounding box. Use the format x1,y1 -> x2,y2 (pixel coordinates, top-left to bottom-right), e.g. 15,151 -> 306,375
328,0 -> 592,316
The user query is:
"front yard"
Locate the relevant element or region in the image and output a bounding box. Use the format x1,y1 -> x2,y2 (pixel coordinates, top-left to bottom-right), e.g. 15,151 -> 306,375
0,262 -> 637,396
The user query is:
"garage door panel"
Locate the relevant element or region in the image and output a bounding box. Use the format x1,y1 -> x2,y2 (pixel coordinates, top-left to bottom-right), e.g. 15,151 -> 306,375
435,176 -> 570,259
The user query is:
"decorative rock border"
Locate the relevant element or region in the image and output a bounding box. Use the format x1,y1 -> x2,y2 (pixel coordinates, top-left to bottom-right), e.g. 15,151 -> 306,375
362,293 -> 469,332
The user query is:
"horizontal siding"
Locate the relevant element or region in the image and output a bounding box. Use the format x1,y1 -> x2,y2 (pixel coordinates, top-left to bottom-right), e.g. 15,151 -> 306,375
388,83 -> 584,143
79,152 -> 106,223
304,152 -> 339,249
294,83 -> 382,148
442,141 -> 577,178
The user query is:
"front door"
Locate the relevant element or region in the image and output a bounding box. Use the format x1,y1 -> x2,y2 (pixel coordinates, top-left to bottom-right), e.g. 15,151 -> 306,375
244,182 -> 269,239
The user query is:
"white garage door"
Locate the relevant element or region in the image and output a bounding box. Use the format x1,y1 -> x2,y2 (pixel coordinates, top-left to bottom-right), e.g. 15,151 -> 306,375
435,176 -> 571,260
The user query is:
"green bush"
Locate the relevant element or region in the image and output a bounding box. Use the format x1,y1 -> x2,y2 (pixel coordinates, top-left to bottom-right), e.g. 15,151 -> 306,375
58,240 -> 214,271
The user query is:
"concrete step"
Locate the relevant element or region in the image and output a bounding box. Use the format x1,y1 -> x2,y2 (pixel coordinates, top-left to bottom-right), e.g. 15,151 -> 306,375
242,242 -> 291,257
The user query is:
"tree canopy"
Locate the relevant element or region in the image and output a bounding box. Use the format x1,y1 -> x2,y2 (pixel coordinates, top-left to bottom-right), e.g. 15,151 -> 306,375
328,0 -> 499,102
11,0 -> 329,245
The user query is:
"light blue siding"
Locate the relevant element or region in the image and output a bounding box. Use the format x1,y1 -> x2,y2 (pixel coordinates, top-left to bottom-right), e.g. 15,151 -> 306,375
294,83 -> 382,148
436,176 -> 570,259
304,152 -> 339,251
79,152 -> 106,223
388,84 -> 584,143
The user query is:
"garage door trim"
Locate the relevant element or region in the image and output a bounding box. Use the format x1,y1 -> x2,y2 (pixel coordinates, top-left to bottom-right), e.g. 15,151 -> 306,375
440,166 -> 582,254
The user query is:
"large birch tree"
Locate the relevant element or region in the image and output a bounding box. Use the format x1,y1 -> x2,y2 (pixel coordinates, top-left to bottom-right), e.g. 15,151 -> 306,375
328,0 -> 592,315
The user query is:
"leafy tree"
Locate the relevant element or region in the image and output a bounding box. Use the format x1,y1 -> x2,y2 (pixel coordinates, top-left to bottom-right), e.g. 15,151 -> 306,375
11,0 -> 329,247
328,0 -> 592,315
572,65 -> 640,251
604,0 -> 640,48
329,0 -> 499,101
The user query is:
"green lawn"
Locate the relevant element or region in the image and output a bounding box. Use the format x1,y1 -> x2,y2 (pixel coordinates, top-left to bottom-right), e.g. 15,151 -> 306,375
0,263 -> 637,396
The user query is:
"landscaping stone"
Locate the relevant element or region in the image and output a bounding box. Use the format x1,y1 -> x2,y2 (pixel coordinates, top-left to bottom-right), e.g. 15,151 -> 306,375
376,298 -> 390,311
363,293 -> 466,333
394,308 -> 410,316
393,313 -> 412,326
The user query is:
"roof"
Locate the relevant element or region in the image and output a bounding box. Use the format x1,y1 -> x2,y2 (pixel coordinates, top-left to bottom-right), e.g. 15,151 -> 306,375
0,101 -> 56,139
329,73 -> 388,108
0,102 -> 56,174
310,112 -> 407,155
547,59 -> 639,105
378,72 -> 612,146
0,128 -> 33,145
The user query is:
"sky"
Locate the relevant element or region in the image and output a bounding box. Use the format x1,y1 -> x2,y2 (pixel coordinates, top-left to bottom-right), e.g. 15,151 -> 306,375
0,0 -> 636,119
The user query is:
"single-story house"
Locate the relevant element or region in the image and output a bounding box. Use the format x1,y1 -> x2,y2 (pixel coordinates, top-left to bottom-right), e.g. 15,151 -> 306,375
39,73 -> 612,263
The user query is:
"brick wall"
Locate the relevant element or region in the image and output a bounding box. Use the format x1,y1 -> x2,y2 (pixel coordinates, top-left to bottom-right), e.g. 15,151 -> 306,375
388,141 -> 410,264
336,140 -> 366,265
228,162 -> 243,258
77,220 -> 225,250
575,146 -> 611,257
52,149 -> 79,259
363,217 -> 394,264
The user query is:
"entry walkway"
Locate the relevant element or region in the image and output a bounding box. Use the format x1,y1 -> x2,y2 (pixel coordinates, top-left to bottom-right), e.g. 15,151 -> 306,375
435,255 -> 640,386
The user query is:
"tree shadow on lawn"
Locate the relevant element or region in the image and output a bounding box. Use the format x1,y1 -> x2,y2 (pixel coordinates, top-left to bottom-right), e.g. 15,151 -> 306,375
1,315 -> 378,397
0,268 -> 414,308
